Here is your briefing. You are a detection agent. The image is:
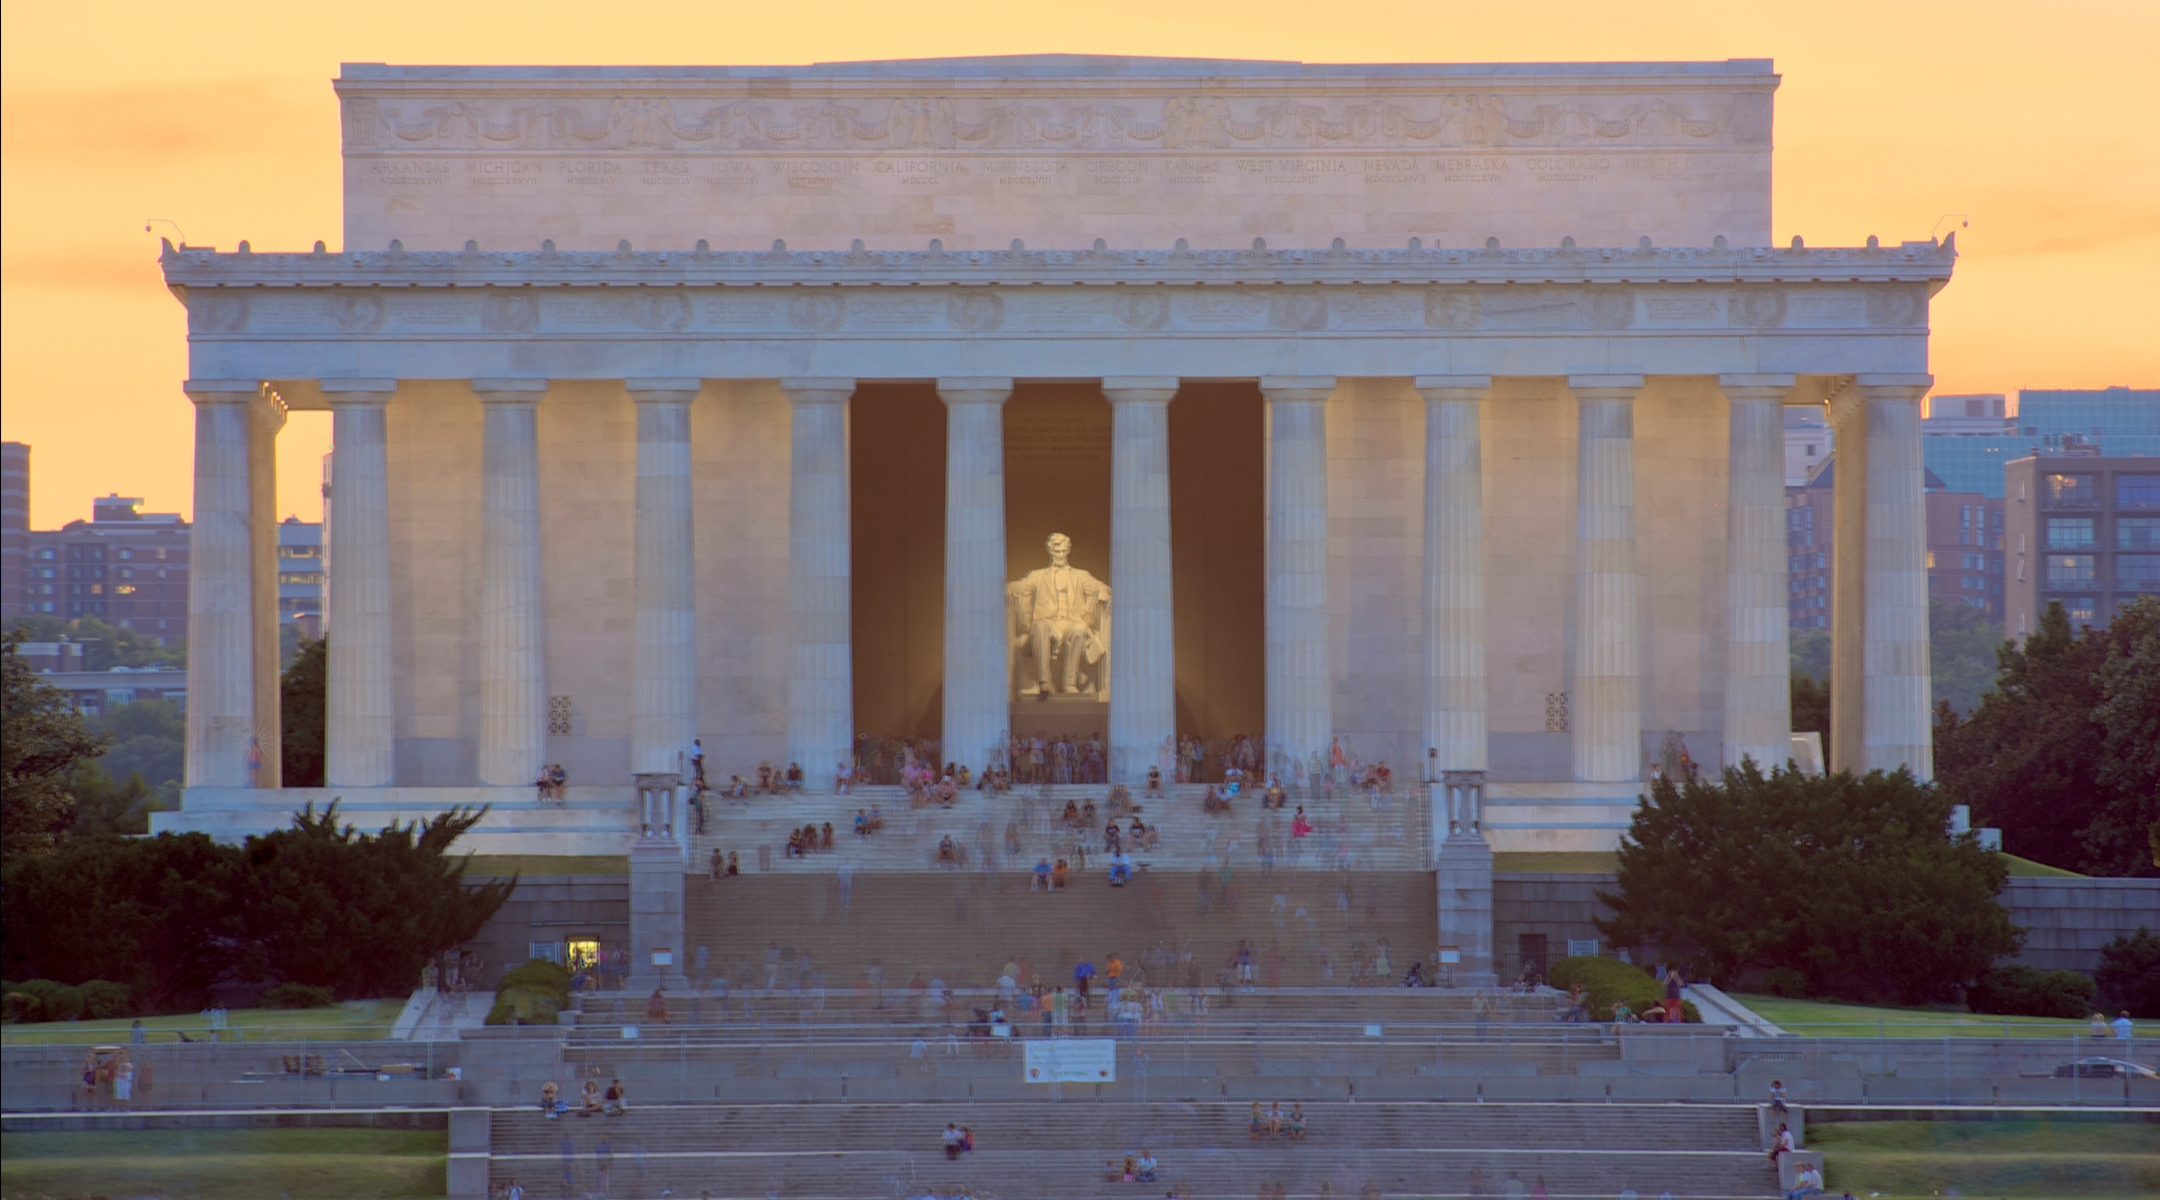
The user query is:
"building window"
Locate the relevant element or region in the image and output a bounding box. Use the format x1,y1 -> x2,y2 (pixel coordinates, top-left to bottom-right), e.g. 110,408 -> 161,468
2121,475 -> 2160,510
2058,595 -> 2098,625
114,585 -> 136,595
2119,555 -> 2160,587
2120,517 -> 2160,550
1926,551 -> 1936,569
2045,555 -> 2095,586
2047,518 -> 2096,549
2046,474 -> 2098,507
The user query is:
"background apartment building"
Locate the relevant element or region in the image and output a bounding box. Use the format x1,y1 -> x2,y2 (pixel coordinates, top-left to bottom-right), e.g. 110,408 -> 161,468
2005,456 -> 2160,637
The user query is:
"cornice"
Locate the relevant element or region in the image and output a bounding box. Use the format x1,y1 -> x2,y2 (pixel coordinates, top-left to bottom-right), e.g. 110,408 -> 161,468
162,236 -> 1956,291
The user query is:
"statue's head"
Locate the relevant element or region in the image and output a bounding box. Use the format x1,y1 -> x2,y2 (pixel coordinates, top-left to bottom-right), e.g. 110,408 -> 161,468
1045,532 -> 1071,567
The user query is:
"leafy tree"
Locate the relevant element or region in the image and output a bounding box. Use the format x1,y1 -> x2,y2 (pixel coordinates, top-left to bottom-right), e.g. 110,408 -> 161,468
0,614 -> 184,671
1598,763 -> 2022,1005
1791,674 -> 1830,765
1,832 -> 244,1011
281,636 -> 327,788
1930,596 -> 2003,717
1,632 -> 107,865
236,803 -> 515,997
1936,597 -> 2160,876
1790,627 -> 1831,683
91,697 -> 185,802
3,805 -> 518,1010
63,761 -> 159,837
2096,926 -> 2160,1019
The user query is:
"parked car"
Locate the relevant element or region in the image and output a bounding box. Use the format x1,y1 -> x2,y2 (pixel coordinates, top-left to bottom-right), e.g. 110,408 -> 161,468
2052,1057 -> 2158,1079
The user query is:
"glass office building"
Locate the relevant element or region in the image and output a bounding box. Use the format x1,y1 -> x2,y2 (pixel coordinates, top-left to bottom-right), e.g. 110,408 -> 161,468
1923,386 -> 2159,498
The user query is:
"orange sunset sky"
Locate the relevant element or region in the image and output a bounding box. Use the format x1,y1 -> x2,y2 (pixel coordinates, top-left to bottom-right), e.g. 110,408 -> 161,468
3,0 -> 2155,528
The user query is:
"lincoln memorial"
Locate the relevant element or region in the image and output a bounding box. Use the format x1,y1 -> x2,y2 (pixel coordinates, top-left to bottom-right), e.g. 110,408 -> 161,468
155,55 -> 1949,881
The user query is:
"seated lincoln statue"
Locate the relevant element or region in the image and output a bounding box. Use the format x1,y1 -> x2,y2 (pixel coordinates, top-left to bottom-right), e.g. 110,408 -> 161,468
1008,532 -> 1111,699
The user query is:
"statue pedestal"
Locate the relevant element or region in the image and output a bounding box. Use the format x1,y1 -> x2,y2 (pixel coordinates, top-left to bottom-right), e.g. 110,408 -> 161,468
1010,695 -> 1110,740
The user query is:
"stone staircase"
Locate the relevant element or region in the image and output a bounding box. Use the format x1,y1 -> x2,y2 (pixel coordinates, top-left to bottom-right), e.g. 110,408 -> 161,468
684,783 -> 1432,875
487,1099 -> 1779,1198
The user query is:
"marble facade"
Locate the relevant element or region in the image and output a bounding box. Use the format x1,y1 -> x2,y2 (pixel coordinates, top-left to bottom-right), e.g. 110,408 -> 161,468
156,56 -> 1950,857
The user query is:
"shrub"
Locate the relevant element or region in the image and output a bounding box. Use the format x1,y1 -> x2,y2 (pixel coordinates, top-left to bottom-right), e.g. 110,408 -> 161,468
2095,926 -> 2160,1019
1548,956 -> 1698,1022
12,979 -> 84,1023
1,991 -> 34,1024
78,979 -> 131,1019
485,958 -> 572,1027
1763,966 -> 1811,999
1967,964 -> 2097,1019
261,982 -> 338,1010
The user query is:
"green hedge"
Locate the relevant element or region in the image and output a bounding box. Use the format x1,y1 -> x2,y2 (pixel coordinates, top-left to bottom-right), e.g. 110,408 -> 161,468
484,958 -> 572,1026
3,980 -> 84,1024
1966,965 -> 2096,1019
1547,956 -> 1700,1023
79,979 -> 132,1019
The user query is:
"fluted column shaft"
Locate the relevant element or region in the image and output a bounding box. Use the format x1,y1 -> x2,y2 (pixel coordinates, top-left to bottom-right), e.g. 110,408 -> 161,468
783,378 -> 857,784
938,378 -> 1013,772
628,380 -> 699,777
1720,375 -> 1797,774
1262,377 -> 1334,774
1417,376 -> 1492,775
321,381 -> 395,787
183,384 -> 268,787
1569,375 -> 1644,783
1104,377 -> 1179,785
474,380 -> 548,787
1859,375 -> 1935,779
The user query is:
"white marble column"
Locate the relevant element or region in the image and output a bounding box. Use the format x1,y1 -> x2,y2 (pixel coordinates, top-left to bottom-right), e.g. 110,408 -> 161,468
1103,377 -> 1179,785
1568,375 -> 1644,784
1261,377 -> 1335,775
1416,376 -> 1492,775
938,378 -> 1013,773
248,392 -> 285,788
627,380 -> 700,778
321,380 -> 396,787
473,379 -> 548,787
782,378 -> 857,785
182,382 -> 265,788
1719,375 -> 1797,775
1859,374 -> 1936,779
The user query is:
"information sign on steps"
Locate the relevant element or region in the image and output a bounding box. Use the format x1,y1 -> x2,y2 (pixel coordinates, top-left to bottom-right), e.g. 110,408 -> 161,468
1023,1038 -> 1116,1083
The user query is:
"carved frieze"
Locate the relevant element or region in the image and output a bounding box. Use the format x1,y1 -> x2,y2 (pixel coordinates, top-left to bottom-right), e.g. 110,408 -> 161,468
1726,288 -> 1787,328
341,91 -> 1768,154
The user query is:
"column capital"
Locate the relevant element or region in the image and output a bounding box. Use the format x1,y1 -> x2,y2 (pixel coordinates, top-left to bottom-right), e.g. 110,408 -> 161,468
626,378 -> 703,405
1853,373 -> 1934,401
1259,376 -> 1336,404
1717,374 -> 1799,404
1102,376 -> 1180,404
779,378 -> 857,405
183,380 -> 263,404
1566,374 -> 1645,401
936,377 -> 1014,405
1414,375 -> 1492,402
471,378 -> 548,404
321,378 -> 398,406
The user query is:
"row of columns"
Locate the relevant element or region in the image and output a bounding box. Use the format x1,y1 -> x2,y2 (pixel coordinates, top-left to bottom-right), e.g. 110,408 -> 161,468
183,371 -> 1935,793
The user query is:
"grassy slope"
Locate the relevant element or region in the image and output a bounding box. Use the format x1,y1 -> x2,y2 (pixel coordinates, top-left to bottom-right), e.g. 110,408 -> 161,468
0,1128 -> 446,1199
1812,1118 -> 2160,1199
1492,851 -> 1619,875
1732,993 -> 2125,1038
0,998 -> 404,1046
2003,853 -> 2085,878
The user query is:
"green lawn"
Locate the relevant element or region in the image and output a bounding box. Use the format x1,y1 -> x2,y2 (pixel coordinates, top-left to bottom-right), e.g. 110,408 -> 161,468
462,853 -> 627,877
1732,993 -> 2131,1038
2003,853 -> 2085,878
0,998 -> 404,1047
1812,1117 -> 2160,1199
0,1127 -> 446,1199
